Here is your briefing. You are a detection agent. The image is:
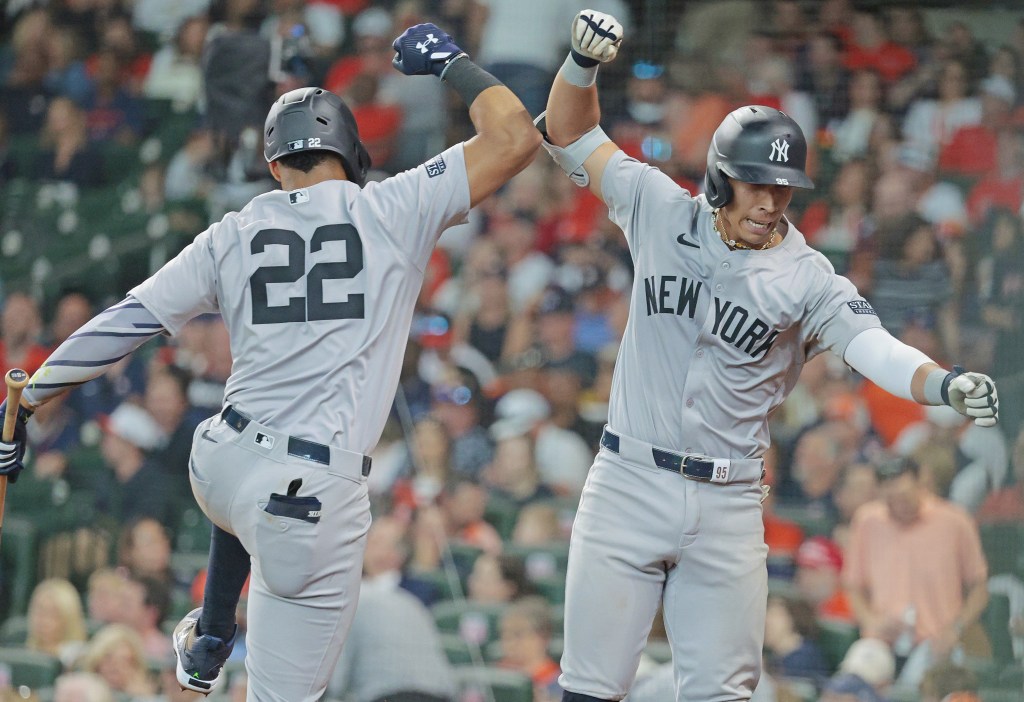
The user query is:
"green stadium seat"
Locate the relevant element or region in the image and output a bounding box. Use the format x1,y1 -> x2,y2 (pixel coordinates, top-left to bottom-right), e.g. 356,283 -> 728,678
0,647 -> 62,691
817,619 -> 859,670
0,616 -> 28,646
483,496 -> 521,541
441,632 -> 485,666
175,507 -> 212,554
887,686 -> 921,702
450,665 -> 533,702
1,517 -> 38,617
980,688 -> 1024,702
432,601 -> 507,647
531,575 -> 567,605
504,542 -> 570,581
979,524 -> 1024,578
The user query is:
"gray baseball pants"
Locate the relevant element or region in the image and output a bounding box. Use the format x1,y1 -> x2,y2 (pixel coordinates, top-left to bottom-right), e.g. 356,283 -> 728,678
189,412 -> 371,702
559,428 -> 768,701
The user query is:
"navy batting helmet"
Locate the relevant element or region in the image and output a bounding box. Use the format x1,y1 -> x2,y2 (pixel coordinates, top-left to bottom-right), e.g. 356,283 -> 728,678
704,105 -> 814,209
264,87 -> 371,186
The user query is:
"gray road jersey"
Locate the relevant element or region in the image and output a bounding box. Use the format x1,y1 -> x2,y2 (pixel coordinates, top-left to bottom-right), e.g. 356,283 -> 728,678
131,146 -> 469,453
603,150 -> 881,459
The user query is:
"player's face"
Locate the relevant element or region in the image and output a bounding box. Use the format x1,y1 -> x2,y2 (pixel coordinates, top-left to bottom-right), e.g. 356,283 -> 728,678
721,180 -> 794,247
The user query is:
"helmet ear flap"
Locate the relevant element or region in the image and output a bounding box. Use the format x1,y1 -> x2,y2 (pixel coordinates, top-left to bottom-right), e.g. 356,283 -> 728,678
704,164 -> 732,209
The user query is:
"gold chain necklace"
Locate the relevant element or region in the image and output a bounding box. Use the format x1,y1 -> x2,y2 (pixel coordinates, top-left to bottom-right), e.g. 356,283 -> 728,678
713,209 -> 778,251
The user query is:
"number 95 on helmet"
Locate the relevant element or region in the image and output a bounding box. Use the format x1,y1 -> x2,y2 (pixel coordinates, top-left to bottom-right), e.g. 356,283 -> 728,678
264,87 -> 372,187
704,105 -> 814,209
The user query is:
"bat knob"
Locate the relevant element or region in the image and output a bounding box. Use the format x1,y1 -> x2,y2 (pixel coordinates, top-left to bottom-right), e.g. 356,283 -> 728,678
5,369 -> 29,391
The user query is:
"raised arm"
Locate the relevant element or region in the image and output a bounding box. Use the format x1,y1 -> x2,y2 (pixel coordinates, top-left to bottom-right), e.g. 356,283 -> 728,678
540,10 -> 624,201
392,23 -> 541,208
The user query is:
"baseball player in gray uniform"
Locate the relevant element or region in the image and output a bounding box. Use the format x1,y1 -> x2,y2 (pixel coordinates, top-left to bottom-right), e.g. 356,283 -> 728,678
536,10 -> 1001,702
0,22 -> 540,702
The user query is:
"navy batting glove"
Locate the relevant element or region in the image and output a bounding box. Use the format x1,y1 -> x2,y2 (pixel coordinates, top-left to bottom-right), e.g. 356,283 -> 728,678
0,399 -> 31,484
392,23 -> 465,77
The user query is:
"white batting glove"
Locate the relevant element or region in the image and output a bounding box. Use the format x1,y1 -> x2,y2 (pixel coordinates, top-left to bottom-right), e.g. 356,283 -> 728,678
947,371 -> 999,427
572,10 -> 623,64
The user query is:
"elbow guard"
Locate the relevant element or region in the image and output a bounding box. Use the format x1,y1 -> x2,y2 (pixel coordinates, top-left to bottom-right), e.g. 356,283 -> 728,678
534,111 -> 609,187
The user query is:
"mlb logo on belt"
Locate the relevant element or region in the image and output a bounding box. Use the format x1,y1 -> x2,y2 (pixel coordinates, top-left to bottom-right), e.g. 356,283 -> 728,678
254,433 -> 276,450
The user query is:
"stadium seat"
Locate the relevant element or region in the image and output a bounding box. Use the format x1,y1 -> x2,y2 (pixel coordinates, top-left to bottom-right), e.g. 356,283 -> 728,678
0,616 -> 28,646
442,632 -> 487,666
483,496 -> 521,541
531,575 -> 567,605
504,542 -> 570,581
817,619 -> 859,670
0,647 -> 62,691
886,686 -> 920,702
979,525 -> 1024,578
432,601 -> 507,647
980,688 -> 1023,702
174,506 -> 212,554
1,517 -> 38,617
450,665 -> 533,702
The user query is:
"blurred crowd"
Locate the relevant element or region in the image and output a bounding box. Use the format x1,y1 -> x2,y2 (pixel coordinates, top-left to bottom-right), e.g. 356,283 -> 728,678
1,0 -> 1024,701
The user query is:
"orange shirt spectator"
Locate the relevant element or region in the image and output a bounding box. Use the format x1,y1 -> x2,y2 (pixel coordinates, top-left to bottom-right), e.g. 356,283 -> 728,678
844,460 -> 988,646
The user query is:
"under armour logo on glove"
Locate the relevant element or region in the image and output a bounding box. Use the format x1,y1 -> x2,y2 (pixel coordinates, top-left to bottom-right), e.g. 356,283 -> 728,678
416,34 -> 439,53
392,23 -> 465,77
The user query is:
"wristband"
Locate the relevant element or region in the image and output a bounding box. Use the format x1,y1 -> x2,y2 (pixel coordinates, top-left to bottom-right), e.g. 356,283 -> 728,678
441,56 -> 503,106
923,368 -> 951,406
570,48 -> 600,68
560,52 -> 599,88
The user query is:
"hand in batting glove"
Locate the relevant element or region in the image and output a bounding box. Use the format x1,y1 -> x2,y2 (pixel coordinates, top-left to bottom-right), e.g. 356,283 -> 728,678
945,366 -> 999,427
571,10 -> 624,66
0,399 -> 32,484
392,23 -> 465,77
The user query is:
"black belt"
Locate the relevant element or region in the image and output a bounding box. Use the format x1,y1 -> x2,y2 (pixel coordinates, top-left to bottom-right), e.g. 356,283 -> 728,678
221,406 -> 372,477
601,428 -> 719,482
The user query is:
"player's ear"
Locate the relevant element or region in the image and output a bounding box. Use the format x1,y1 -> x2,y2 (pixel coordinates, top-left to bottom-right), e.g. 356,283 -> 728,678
268,160 -> 282,183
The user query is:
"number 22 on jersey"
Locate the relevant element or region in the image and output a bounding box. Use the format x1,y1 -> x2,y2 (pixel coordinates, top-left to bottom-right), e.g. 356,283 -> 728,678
249,223 -> 365,324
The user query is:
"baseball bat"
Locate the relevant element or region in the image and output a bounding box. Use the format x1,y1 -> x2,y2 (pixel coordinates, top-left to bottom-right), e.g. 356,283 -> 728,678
0,369 -> 30,547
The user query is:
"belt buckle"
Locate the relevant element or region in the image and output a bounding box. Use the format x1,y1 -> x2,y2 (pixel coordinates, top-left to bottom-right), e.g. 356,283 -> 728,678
683,454 -> 732,484
680,453 -> 712,482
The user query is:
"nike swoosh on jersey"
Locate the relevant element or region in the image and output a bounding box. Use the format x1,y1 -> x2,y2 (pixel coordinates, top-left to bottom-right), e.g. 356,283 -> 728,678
676,231 -> 700,248
201,429 -> 219,444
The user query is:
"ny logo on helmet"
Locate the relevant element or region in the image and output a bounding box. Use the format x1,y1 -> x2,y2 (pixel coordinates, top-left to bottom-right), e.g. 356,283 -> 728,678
769,138 -> 789,163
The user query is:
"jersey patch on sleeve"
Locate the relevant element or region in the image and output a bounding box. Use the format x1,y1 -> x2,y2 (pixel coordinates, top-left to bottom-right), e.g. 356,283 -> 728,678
847,300 -> 877,315
425,155 -> 447,178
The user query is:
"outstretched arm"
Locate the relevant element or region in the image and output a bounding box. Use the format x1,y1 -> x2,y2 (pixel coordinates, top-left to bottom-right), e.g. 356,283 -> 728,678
0,297 -> 166,483
542,10 -> 624,201
844,327 -> 998,427
392,23 -> 541,207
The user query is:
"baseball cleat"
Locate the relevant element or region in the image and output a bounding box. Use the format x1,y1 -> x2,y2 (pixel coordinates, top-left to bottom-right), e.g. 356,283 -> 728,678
172,607 -> 236,696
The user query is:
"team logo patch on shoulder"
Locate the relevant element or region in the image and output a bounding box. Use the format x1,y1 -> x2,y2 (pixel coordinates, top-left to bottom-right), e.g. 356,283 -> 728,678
847,300 -> 877,315
426,155 -> 447,178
